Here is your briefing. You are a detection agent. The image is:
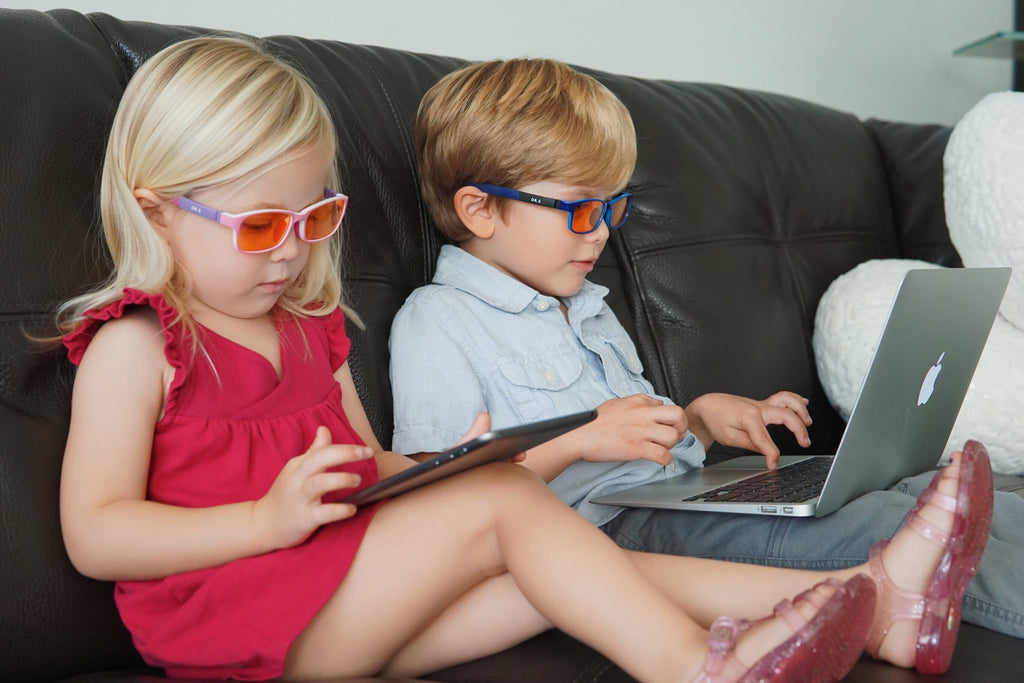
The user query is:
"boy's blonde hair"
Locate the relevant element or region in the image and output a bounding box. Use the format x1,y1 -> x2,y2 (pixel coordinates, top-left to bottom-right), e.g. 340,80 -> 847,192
415,58 -> 637,242
58,36 -> 354,338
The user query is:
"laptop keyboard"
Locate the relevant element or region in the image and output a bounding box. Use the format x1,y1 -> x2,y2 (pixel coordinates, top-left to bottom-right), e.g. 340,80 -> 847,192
683,457 -> 831,503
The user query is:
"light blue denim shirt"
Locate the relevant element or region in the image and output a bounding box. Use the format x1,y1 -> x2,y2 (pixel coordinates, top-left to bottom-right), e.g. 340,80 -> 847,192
390,245 -> 706,526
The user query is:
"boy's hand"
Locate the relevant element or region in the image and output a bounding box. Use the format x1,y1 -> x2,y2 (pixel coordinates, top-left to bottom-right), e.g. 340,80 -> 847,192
253,426 -> 373,550
570,394 -> 687,467
452,412 -> 525,463
455,412 -> 492,446
685,392 -> 812,469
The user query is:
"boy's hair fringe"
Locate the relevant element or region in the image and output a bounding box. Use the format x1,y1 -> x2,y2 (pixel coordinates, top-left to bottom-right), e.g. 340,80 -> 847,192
415,58 -> 637,242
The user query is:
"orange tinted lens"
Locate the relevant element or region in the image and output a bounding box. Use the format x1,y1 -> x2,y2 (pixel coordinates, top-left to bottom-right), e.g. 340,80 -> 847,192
608,196 -> 630,227
304,198 -> 346,241
237,212 -> 292,252
570,201 -> 605,233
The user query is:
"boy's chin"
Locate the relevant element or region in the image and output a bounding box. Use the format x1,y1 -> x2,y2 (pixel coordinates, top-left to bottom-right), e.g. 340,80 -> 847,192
538,279 -> 586,299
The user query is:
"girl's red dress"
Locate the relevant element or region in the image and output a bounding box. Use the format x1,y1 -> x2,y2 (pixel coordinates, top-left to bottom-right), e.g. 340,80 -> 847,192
63,289 -> 382,680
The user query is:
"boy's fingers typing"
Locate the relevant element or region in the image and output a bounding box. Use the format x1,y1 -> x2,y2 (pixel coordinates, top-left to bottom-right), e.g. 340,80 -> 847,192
738,418 -> 781,469
764,391 -> 813,425
759,404 -> 812,449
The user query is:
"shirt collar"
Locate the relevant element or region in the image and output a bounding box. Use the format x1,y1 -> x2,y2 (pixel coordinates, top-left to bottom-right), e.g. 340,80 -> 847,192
432,244 -> 608,313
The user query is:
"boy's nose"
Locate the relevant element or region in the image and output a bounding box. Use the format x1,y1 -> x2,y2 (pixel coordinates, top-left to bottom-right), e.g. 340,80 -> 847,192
587,219 -> 610,242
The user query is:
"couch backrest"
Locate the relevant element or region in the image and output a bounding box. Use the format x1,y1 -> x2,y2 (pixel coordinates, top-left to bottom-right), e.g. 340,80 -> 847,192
0,9 -> 957,680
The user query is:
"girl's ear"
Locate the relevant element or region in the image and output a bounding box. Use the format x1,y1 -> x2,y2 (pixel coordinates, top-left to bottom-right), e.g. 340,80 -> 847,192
453,185 -> 498,239
133,188 -> 175,240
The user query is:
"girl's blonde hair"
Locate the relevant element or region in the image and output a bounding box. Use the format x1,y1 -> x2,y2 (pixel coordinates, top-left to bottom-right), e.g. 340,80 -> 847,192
415,58 -> 637,242
57,36 -> 355,341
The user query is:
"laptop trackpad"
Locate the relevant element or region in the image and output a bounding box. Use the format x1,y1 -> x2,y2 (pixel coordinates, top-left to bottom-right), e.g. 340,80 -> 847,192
592,455 -> 807,505
659,455 -> 769,493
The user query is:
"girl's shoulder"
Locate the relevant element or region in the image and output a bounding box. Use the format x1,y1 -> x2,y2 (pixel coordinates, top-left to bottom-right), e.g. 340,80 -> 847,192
79,306 -> 167,373
63,288 -> 181,367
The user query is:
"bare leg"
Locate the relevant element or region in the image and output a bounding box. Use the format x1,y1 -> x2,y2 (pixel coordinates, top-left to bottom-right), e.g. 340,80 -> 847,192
283,462 -> 859,682
382,450 -> 983,675
286,462 -> 705,681
385,551 -> 857,678
383,572 -> 551,675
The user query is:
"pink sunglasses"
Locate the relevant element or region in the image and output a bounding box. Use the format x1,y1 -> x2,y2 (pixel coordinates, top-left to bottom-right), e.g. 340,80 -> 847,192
171,188 -> 348,253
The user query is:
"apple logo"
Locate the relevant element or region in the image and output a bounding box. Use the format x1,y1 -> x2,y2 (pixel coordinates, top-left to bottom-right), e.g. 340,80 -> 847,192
918,352 -> 945,406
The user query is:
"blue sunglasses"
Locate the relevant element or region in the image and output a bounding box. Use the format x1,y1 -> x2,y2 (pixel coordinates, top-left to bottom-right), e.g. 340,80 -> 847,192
469,183 -> 633,234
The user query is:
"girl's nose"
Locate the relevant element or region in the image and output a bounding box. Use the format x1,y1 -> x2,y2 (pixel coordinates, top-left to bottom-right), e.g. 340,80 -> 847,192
269,224 -> 302,260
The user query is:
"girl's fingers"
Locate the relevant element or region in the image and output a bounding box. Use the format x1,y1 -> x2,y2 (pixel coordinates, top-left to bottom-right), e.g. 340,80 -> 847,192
306,471 -> 362,498
309,424 -> 333,449
312,502 -> 358,526
298,444 -> 373,478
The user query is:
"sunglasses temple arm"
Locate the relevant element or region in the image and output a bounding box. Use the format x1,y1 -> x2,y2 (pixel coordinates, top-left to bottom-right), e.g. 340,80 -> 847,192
513,189 -> 566,211
173,196 -> 223,223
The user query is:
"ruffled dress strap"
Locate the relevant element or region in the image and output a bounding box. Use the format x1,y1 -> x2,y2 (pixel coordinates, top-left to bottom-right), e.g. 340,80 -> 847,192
63,288 -> 190,415
324,307 -> 352,372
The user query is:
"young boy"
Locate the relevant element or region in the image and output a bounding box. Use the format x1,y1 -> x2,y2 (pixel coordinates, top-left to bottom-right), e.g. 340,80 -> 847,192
389,57 -> 1024,639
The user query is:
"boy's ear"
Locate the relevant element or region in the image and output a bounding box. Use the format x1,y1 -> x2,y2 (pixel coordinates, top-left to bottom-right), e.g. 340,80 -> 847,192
133,188 -> 175,240
453,185 -> 497,239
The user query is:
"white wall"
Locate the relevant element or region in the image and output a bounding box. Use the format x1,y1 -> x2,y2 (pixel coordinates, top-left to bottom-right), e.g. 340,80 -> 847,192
7,0 -> 1014,125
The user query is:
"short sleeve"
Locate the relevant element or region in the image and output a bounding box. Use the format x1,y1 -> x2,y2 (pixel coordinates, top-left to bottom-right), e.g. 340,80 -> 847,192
63,289 -> 183,367
62,288 -> 193,417
325,308 -> 351,373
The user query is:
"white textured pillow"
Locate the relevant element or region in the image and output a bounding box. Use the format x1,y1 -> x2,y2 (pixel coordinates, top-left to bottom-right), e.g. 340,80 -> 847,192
944,91 -> 1024,331
813,259 -> 1024,474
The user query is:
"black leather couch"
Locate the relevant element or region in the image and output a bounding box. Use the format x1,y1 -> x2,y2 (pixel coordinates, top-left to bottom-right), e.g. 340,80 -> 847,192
1,8 -> 1020,683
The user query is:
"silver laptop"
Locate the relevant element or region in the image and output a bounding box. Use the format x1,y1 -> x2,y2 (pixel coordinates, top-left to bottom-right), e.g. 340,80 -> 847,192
592,266 -> 1011,518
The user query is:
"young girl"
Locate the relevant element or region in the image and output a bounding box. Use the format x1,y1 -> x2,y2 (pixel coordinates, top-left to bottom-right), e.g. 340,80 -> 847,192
57,37 -> 988,683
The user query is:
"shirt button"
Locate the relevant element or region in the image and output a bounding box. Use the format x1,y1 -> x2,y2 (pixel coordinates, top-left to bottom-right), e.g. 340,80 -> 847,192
543,371 -> 556,383
536,301 -> 550,312
628,356 -> 641,371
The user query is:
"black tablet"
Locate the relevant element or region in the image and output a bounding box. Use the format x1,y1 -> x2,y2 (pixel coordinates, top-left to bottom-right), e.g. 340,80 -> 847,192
341,409 -> 597,506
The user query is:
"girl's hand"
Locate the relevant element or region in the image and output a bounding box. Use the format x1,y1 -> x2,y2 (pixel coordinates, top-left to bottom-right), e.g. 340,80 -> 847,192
685,391 -> 812,468
253,426 -> 373,550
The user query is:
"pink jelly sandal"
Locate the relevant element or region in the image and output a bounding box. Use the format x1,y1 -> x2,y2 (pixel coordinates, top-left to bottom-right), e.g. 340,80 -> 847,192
866,439 -> 994,674
692,574 -> 876,683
